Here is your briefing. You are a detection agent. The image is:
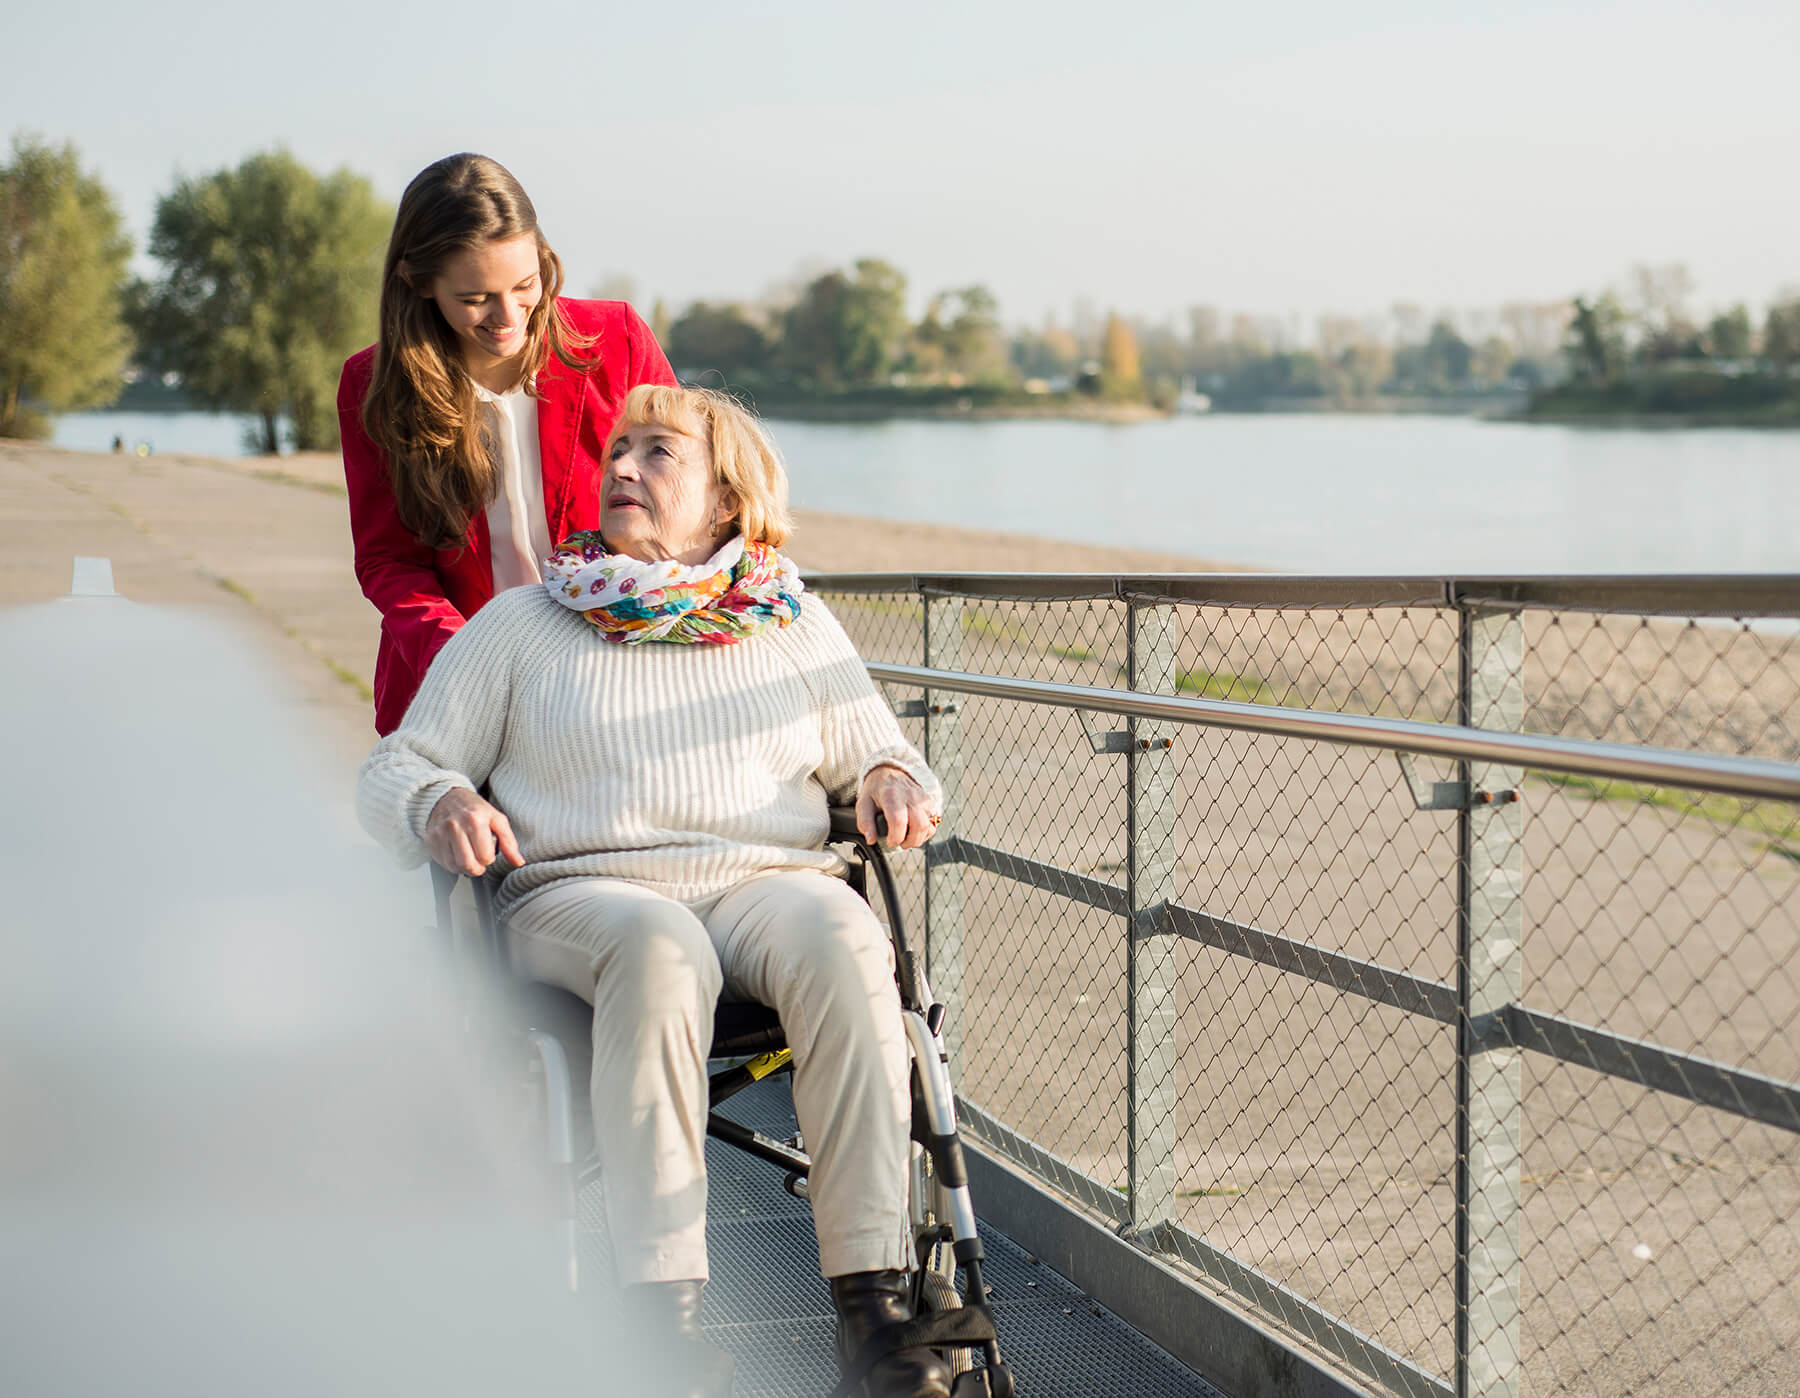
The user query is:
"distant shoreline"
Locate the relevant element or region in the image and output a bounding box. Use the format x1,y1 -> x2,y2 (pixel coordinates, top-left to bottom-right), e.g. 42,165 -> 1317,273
750,396 -> 1167,424
74,366 -> 1800,431
1517,408 -> 1800,430
1522,373 -> 1800,429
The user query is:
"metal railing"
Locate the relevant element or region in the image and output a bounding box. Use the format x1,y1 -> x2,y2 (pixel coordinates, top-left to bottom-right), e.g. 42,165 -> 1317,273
809,571 -> 1800,1398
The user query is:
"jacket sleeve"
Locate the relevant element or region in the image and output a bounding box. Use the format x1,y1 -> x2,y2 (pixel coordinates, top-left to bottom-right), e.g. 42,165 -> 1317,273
794,598 -> 943,809
623,303 -> 678,389
338,357 -> 467,682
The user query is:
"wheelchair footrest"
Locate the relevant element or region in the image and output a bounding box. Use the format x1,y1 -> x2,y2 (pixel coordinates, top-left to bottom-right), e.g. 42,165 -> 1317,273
826,1308 -> 999,1398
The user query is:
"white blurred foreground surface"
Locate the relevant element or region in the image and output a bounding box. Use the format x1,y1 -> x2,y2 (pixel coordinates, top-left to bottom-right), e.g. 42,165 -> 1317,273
0,587 -> 629,1396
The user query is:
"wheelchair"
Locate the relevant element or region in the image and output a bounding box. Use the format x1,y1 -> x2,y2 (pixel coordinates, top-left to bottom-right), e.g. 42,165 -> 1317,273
429,807 -> 1014,1398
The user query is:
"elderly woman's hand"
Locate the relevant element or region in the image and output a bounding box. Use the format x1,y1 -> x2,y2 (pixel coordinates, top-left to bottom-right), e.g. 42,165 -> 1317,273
425,787 -> 524,876
856,765 -> 940,850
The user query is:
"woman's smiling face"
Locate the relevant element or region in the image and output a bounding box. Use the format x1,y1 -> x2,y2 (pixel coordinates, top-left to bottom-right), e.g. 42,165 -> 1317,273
601,418 -> 733,566
423,234 -> 543,383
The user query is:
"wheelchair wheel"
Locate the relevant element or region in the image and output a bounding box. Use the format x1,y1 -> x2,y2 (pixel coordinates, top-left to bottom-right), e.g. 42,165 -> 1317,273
918,1269 -> 975,1379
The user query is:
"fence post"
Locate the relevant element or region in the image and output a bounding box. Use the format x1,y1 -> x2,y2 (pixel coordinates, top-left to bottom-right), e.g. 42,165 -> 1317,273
1127,599 -> 1180,1235
924,592 -> 966,1081
1456,603 -> 1525,1398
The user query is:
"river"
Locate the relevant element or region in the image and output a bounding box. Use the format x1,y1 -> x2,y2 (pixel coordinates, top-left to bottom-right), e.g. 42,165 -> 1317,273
51,410 -> 1800,575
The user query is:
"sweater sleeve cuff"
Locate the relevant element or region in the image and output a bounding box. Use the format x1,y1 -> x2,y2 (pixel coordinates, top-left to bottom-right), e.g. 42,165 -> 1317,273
405,775 -> 477,846
858,752 -> 943,810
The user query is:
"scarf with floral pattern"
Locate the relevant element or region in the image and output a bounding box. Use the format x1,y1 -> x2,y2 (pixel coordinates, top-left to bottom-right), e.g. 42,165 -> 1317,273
543,532 -> 803,643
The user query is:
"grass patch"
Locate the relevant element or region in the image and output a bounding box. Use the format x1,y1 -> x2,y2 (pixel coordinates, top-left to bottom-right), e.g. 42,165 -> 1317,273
1112,1181 -> 1246,1199
1533,771 -> 1800,844
213,574 -> 374,701
1175,668 -> 1271,704
317,654 -> 375,703
964,611 -> 1031,645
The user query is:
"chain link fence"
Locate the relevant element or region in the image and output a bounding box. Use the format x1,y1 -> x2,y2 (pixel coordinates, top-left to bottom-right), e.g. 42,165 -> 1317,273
813,573 -> 1800,1398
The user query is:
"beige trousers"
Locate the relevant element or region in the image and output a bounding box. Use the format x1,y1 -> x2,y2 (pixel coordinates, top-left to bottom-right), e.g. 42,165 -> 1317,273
504,870 -> 912,1286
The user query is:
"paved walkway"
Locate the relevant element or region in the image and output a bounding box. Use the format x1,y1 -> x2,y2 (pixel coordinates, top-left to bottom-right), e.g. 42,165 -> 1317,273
675,1077 -> 1225,1397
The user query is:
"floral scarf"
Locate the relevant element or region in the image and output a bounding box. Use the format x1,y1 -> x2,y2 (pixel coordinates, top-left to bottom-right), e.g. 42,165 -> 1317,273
543,531 -> 804,643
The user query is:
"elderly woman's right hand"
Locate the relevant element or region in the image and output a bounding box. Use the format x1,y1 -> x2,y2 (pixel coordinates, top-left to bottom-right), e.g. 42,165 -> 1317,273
425,787 -> 523,876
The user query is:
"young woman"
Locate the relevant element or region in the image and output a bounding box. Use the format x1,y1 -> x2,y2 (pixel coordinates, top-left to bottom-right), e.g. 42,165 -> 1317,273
340,152 -> 676,733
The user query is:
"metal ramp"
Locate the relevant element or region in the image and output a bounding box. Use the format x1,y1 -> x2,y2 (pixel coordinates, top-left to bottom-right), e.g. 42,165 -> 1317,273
577,1077 -> 1229,1398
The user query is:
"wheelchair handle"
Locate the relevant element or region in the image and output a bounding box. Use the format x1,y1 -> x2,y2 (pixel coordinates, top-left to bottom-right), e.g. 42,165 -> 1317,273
827,805 -> 894,844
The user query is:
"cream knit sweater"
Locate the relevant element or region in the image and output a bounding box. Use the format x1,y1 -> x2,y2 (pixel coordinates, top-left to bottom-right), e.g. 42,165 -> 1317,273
357,584 -> 940,916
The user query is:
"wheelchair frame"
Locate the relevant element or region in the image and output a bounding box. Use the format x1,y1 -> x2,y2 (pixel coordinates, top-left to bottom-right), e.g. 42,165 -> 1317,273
428,807 -> 1013,1398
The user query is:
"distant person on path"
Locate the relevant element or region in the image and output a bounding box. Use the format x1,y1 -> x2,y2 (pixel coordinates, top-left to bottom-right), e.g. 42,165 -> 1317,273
340,152 -> 676,734
111,434 -> 123,454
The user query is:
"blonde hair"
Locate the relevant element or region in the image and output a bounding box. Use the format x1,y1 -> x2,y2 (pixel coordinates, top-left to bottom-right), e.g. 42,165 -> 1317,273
362,153 -> 595,549
607,385 -> 794,548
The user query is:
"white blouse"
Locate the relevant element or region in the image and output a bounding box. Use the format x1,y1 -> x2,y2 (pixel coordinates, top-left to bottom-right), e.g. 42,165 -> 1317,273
475,381 -> 553,593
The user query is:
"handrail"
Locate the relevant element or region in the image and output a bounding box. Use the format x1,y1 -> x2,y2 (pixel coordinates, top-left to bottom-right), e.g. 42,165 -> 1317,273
821,575 -> 1800,1397
867,660 -> 1800,802
808,570 -> 1800,615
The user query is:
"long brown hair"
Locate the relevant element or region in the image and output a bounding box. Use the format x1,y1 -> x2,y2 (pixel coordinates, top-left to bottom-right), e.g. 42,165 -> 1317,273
362,153 -> 594,549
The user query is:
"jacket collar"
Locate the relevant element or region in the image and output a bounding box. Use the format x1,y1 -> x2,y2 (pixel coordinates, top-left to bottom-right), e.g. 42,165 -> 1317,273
534,340 -> 589,541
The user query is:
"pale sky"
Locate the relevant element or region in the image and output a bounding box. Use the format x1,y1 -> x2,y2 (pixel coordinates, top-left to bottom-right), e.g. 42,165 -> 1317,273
9,0 -> 1798,329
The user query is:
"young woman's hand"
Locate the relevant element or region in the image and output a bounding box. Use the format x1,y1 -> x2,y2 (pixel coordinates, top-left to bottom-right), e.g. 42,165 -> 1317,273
425,787 -> 523,876
855,765 -> 941,850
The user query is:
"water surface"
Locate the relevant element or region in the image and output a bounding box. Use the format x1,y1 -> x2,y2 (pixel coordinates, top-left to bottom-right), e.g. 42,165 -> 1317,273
53,410 -> 1800,575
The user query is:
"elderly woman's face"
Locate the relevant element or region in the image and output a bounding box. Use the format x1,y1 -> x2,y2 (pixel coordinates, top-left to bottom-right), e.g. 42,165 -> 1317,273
601,419 -> 731,566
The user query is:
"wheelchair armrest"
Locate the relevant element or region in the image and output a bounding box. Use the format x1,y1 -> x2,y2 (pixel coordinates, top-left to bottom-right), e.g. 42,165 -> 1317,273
429,861 -> 458,932
427,856 -> 510,972
827,805 -> 890,844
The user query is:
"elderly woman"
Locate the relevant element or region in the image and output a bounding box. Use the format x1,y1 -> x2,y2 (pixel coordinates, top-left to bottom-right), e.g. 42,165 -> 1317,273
357,385 -> 952,1398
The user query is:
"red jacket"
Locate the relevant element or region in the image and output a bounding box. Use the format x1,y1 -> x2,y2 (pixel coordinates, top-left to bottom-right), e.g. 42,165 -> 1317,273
340,298 -> 676,734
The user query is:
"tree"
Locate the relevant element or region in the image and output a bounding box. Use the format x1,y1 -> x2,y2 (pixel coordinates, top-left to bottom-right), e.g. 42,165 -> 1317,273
1704,305 -> 1754,361
590,273 -> 639,305
781,259 -> 907,387
0,135 -> 133,438
1564,294 -> 1628,382
1471,335 -> 1516,388
667,302 -> 772,380
909,285 -> 1009,384
1011,321 -> 1080,380
1626,262 -> 1702,364
1326,341 -> 1394,402
1186,305 -> 1220,351
1761,295 -> 1800,372
1627,262 -> 1694,338
1098,313 -> 1141,399
1389,301 -> 1428,349
133,151 -> 390,453
1420,319 -> 1473,390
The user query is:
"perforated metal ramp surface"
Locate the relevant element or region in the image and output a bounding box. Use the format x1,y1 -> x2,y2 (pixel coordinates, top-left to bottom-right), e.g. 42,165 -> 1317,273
578,1078 -> 1230,1398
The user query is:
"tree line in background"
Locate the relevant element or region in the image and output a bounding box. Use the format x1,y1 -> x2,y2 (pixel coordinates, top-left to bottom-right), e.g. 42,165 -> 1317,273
1,135 -> 388,448
5,134 -> 1800,449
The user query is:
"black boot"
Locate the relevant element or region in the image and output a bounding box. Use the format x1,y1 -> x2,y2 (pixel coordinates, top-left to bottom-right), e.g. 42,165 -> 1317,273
829,1270 -> 953,1398
620,1281 -> 735,1398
